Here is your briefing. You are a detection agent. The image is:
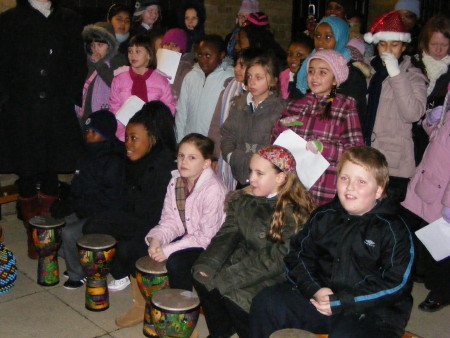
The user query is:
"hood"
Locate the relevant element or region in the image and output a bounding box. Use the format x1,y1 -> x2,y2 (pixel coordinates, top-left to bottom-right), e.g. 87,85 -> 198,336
177,0 -> 206,30
82,22 -> 119,62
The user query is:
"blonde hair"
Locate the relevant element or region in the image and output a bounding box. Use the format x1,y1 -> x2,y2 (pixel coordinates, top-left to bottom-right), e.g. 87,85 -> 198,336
267,169 -> 316,243
336,146 -> 389,198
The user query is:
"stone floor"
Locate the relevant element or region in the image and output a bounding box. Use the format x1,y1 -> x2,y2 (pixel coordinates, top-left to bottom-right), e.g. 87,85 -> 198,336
1,213 -> 449,338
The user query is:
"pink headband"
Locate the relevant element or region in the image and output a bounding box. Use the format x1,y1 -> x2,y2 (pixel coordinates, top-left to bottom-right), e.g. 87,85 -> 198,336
258,145 -> 296,174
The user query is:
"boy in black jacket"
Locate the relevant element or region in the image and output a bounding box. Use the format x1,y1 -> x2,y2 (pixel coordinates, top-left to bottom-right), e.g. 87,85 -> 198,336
249,146 -> 414,338
52,110 -> 125,289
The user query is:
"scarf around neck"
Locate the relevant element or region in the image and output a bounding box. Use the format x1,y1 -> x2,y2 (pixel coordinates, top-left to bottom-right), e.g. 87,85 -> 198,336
29,0 -> 52,17
422,52 -> 450,96
130,67 -> 153,102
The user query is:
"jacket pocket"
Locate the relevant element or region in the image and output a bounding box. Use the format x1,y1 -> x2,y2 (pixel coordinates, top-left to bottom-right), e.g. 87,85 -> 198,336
414,170 -> 443,203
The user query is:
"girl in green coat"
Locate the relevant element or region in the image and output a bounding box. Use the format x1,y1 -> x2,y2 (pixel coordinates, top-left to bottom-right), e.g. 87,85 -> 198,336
192,145 -> 316,338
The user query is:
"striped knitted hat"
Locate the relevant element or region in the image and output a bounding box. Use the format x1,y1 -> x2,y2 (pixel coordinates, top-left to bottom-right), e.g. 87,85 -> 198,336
246,12 -> 269,26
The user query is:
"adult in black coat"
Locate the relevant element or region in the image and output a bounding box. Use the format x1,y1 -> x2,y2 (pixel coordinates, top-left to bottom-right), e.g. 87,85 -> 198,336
0,0 -> 87,258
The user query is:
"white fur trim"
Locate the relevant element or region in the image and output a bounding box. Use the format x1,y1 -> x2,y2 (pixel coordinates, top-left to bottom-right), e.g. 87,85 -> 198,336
370,32 -> 411,44
364,32 -> 374,44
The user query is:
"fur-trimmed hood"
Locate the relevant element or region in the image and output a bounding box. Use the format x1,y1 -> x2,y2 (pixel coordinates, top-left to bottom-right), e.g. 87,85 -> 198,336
82,22 -> 119,62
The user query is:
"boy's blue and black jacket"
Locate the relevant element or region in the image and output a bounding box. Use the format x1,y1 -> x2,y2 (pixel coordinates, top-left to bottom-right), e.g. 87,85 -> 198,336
285,197 -> 414,327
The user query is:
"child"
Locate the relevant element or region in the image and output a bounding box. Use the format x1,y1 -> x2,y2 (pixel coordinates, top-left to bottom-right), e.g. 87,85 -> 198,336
209,48 -> 263,190
221,52 -> 286,187
179,2 -> 206,53
77,22 -> 127,126
160,28 -> 195,101
50,110 -> 125,289
363,11 -> 427,203
279,36 -> 314,100
146,133 -> 227,291
109,35 -> 176,141
83,101 -> 176,303
402,94 -> 450,312
132,0 -> 162,37
175,34 -> 234,142
272,49 -> 364,205
250,146 -> 414,338
106,4 -> 132,55
193,145 -> 316,337
296,16 -> 368,125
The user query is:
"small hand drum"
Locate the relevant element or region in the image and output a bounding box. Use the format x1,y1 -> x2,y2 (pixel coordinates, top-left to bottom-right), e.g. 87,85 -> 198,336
269,328 -> 318,338
77,234 -> 116,311
136,256 -> 170,337
151,288 -> 200,338
29,215 -> 65,286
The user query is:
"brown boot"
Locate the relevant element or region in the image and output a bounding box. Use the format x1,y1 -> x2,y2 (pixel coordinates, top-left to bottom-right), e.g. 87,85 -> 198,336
39,193 -> 58,216
115,276 -> 146,328
19,196 -> 40,259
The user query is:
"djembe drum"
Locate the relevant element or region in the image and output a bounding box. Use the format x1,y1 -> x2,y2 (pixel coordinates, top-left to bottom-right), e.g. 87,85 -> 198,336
135,256 -> 170,337
77,234 -> 116,311
270,328 -> 318,338
150,288 -> 200,338
29,215 -> 65,286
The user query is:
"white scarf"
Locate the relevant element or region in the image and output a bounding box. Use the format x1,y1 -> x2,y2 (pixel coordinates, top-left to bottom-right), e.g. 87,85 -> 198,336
422,52 -> 450,96
29,0 -> 52,18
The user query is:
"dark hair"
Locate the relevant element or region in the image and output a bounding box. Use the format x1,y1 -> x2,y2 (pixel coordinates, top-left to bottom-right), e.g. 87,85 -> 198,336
233,47 -> 264,66
288,35 -> 314,53
128,101 -> 177,154
321,85 -> 337,121
178,133 -> 215,160
199,34 -> 226,54
244,51 -> 280,95
419,14 -> 450,54
128,35 -> 156,69
107,4 -> 132,22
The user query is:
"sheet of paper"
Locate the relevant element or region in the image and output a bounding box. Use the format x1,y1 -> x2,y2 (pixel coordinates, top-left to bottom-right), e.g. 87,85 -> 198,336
115,95 -> 145,126
416,217 -> 450,261
156,48 -> 182,84
273,129 -> 330,190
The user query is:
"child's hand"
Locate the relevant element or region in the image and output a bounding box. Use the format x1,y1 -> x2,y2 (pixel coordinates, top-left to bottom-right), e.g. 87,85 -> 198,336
426,106 -> 444,126
442,206 -> 450,223
380,52 -> 400,77
199,272 -> 209,278
148,238 -> 166,262
311,287 -> 334,316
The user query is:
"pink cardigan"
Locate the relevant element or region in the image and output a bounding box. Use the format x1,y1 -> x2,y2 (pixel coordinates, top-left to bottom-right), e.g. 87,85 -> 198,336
145,167 -> 228,258
109,68 -> 176,141
279,68 -> 292,100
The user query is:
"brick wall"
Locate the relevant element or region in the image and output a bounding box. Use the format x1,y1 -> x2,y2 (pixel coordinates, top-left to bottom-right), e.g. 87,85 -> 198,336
204,0 -> 293,49
0,0 -> 15,13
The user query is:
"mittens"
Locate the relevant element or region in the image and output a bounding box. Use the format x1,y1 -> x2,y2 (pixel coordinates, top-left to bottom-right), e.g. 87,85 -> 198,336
442,206 -> 450,223
381,52 -> 400,77
426,106 -> 444,126
306,140 -> 323,154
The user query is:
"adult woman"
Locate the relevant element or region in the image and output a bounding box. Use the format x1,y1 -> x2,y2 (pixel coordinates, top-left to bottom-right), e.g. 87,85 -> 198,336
0,0 -> 86,258
412,14 -> 450,163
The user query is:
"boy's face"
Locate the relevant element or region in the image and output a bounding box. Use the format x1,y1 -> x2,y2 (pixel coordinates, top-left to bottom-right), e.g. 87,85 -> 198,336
377,41 -> 406,59
85,129 -> 106,143
337,161 -> 383,216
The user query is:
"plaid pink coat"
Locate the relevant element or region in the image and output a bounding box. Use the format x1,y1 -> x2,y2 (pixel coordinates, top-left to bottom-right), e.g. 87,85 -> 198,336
272,92 -> 364,205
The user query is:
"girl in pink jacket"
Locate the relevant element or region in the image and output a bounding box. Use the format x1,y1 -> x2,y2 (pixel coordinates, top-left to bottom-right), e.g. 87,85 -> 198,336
146,133 -> 228,290
109,35 -> 176,141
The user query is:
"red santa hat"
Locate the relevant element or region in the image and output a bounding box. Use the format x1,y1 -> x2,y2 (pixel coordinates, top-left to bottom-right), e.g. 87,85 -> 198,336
364,11 -> 411,44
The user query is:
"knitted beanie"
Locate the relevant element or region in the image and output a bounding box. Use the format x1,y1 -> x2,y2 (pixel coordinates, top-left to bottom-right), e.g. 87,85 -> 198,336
162,28 -> 188,54
307,49 -> 349,86
239,0 -> 259,14
0,243 -> 17,295
246,12 -> 269,26
394,0 -> 420,17
364,11 -> 411,45
84,110 -> 118,140
258,145 -> 296,174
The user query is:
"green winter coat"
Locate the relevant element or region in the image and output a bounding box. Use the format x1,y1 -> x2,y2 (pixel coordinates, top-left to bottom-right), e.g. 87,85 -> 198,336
192,188 -> 298,312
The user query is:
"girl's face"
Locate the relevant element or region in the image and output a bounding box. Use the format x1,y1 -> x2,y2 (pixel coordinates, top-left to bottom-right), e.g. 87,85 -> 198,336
197,41 -> 225,76
314,23 -> 336,50
307,59 -> 336,97
337,161 -> 383,216
128,45 -> 151,74
236,30 -> 250,52
234,57 -> 247,83
177,142 -> 211,184
185,8 -> 199,30
125,123 -> 154,161
247,64 -> 274,102
110,11 -> 131,35
142,5 -> 159,26
287,43 -> 311,73
162,42 -> 181,53
85,129 -> 105,143
325,2 -> 345,19
237,12 -> 249,27
249,154 -> 285,197
428,32 -> 450,61
377,41 -> 406,60
90,41 -> 109,63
